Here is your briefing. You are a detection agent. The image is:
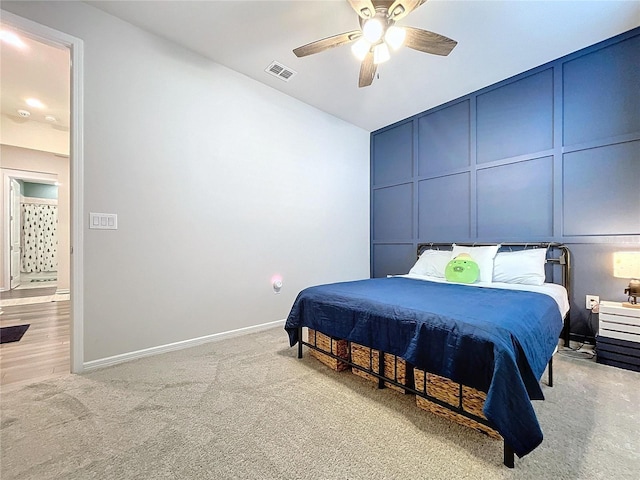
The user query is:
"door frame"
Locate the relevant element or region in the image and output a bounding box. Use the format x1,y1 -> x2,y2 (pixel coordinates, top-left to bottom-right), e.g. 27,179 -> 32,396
3,169 -> 59,288
2,11 -> 85,373
9,178 -> 21,289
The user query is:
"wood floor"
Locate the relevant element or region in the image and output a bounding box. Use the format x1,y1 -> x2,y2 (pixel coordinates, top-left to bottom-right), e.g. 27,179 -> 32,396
0,286 -> 57,300
0,300 -> 70,389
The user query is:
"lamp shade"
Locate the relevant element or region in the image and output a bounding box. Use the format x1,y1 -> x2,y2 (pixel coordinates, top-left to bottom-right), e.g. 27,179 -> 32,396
385,26 -> 406,50
373,42 -> 390,65
351,37 -> 370,61
613,252 -> 640,279
362,18 -> 384,43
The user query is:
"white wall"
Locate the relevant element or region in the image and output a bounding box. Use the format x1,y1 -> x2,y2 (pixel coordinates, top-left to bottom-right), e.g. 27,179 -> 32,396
2,1 -> 370,363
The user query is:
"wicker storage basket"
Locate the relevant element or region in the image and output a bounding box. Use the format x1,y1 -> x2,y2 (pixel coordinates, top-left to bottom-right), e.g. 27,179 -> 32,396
350,343 -> 408,393
413,368 -> 501,439
307,329 -> 350,372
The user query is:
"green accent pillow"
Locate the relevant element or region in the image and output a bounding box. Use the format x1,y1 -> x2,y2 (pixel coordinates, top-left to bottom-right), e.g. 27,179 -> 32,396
445,253 -> 480,284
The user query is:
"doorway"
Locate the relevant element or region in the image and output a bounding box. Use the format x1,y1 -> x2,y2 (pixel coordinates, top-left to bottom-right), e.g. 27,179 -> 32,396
0,11 -> 84,375
2,169 -> 62,305
16,181 -> 59,291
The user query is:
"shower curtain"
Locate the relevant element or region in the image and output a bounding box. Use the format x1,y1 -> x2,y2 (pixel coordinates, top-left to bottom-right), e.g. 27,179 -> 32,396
21,203 -> 58,273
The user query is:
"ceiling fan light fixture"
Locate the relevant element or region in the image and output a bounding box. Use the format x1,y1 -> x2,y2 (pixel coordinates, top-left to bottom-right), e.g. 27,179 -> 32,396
385,26 -> 406,50
362,18 -> 384,43
292,0 -> 456,87
351,37 -> 371,61
373,42 -> 391,65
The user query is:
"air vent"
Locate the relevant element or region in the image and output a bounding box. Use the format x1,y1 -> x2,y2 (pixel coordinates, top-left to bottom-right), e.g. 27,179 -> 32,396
265,61 -> 297,82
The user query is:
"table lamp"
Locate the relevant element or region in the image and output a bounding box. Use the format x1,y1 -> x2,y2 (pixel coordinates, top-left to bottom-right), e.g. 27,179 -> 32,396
613,252 -> 640,308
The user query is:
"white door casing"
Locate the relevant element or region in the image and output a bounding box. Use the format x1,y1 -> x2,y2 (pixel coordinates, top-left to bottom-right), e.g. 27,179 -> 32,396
10,178 -> 21,289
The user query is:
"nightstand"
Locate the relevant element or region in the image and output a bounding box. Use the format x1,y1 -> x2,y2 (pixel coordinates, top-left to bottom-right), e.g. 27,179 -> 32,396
596,301 -> 640,372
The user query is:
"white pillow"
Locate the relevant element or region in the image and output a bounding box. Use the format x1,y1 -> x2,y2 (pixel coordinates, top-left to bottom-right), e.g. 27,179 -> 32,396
409,249 -> 453,278
493,248 -> 547,286
451,244 -> 500,283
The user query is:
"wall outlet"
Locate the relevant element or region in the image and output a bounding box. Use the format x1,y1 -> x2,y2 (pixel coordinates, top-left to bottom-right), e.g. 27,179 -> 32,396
586,295 -> 600,310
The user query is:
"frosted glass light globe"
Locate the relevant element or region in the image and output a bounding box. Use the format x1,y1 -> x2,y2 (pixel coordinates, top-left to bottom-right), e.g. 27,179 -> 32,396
385,25 -> 406,50
373,42 -> 390,65
351,37 -> 371,61
363,18 -> 384,43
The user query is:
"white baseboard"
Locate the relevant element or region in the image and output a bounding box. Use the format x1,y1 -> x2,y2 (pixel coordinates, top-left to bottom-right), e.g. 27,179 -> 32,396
83,318 -> 286,372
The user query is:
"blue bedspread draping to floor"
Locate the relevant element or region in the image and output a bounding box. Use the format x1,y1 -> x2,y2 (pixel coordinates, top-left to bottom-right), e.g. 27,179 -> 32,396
285,276 -> 562,457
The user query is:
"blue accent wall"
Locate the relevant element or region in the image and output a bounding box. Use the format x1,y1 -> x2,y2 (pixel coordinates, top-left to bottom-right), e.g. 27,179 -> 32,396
370,27 -> 640,338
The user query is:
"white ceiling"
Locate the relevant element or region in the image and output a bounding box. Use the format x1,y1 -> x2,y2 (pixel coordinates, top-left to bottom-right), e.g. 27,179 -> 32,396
87,0 -> 640,132
0,26 -> 70,130
2,1 -> 639,134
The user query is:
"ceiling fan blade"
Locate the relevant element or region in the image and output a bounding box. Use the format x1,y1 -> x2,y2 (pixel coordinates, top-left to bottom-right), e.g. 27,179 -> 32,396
293,30 -> 362,57
388,0 -> 427,21
358,51 -> 377,88
404,26 -> 457,56
347,0 -> 377,19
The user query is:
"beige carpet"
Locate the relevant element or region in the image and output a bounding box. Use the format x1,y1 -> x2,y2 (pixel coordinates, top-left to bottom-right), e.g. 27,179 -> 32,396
1,326 -> 639,479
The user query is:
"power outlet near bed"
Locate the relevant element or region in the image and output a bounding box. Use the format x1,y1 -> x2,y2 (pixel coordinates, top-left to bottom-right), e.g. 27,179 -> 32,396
586,295 -> 600,311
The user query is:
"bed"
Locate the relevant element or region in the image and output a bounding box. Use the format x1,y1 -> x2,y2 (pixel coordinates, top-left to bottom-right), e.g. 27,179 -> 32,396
284,242 -> 571,468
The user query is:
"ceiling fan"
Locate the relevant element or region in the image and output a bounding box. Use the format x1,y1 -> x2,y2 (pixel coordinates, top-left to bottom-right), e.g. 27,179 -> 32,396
293,0 -> 457,88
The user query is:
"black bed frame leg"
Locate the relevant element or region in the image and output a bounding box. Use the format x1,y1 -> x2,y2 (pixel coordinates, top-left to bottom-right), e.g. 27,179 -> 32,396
377,351 -> 385,389
503,442 -> 514,468
297,327 -> 303,359
548,356 -> 553,387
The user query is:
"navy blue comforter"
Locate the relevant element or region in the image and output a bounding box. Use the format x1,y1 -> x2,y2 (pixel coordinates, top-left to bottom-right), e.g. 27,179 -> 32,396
284,276 -> 563,458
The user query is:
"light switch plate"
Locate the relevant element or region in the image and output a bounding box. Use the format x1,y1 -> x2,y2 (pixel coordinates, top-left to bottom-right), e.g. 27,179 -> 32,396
89,212 -> 117,230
